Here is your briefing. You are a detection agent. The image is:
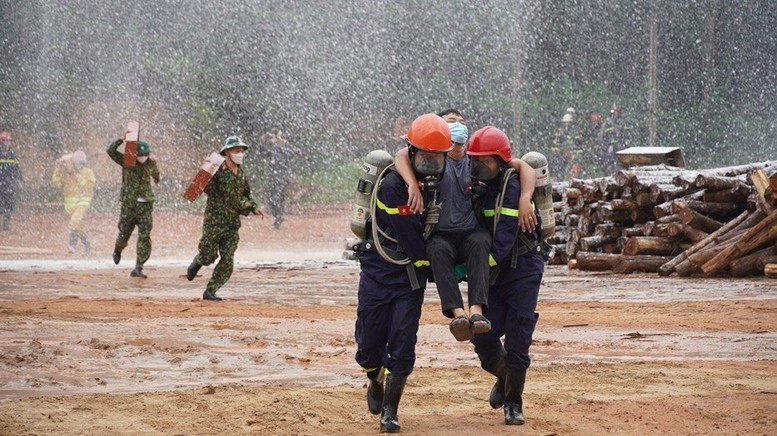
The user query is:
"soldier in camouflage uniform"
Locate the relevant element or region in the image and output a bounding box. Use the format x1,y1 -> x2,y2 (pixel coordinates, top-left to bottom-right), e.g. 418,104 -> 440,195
107,138 -> 160,278
186,136 -> 263,301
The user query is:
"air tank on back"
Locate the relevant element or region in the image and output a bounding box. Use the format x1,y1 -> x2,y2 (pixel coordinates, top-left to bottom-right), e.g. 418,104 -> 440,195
520,151 -> 555,240
349,149 -> 394,241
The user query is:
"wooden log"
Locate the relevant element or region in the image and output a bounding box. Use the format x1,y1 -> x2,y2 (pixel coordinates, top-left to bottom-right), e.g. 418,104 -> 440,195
610,199 -> 639,211
603,243 -> 620,254
676,205 -> 724,233
622,227 -> 646,237
665,222 -> 685,238
693,174 -> 744,190
613,255 -> 672,274
671,200 -> 744,219
634,192 -> 654,208
623,237 -> 681,256
683,226 -> 708,243
579,234 -> 619,251
649,183 -> 679,203
674,258 -> 694,276
657,210 -> 750,276
575,252 -> 622,271
751,169 -> 775,213
656,214 -> 681,224
765,263 -> 777,278
687,239 -> 738,270
563,214 -> 579,227
729,246 -> 777,277
594,223 -> 624,239
702,209 -> 777,274
757,255 -> 777,271
703,189 -> 750,203
629,208 -> 652,223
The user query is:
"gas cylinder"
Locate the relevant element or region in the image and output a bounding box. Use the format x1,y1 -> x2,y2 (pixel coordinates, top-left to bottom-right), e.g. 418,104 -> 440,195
350,150 -> 394,241
521,151 -> 555,240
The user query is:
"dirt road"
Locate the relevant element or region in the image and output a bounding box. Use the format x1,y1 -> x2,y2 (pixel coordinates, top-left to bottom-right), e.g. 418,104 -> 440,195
0,209 -> 775,435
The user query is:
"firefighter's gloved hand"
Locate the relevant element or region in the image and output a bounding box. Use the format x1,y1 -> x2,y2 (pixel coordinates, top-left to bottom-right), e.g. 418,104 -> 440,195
111,139 -> 124,148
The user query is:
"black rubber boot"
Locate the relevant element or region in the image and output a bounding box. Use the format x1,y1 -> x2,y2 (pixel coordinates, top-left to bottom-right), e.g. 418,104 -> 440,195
112,249 -> 121,265
203,290 -> 222,301
2,215 -> 9,231
504,369 -> 526,425
488,358 -> 508,409
366,369 -> 385,415
130,267 -> 147,278
187,259 -> 202,281
380,374 -> 407,433
68,230 -> 78,254
80,232 -> 90,257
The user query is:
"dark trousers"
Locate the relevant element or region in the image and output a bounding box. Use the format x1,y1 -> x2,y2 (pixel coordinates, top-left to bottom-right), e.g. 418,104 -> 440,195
427,228 -> 491,318
472,273 -> 541,372
355,272 -> 424,376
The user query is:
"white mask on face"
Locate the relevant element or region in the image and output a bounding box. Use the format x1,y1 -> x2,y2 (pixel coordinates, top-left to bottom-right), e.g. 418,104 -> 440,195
231,152 -> 245,165
136,156 -> 148,163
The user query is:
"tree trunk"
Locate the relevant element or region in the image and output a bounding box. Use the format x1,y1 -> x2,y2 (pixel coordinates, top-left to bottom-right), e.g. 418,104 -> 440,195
613,255 -> 671,274
701,209 -> 777,274
623,237 -> 681,256
729,246 -> 777,277
575,252 -> 621,271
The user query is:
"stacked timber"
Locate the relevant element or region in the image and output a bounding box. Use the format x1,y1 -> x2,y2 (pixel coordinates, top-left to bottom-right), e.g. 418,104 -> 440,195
549,160 -> 777,277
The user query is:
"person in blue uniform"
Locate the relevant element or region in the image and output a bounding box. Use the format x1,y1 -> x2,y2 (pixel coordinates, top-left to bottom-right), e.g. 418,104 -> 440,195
466,126 -> 546,426
354,113 -> 452,433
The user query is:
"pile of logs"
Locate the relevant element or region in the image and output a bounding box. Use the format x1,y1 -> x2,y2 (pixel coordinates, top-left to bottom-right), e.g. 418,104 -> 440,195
547,160 -> 777,278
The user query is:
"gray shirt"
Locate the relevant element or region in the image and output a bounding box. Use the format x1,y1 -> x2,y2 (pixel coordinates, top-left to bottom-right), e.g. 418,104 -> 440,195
437,154 -> 478,232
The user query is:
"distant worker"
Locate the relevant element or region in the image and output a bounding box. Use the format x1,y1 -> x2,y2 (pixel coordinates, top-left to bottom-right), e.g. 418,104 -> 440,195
601,103 -> 632,174
0,131 -> 22,231
51,150 -> 96,256
466,126 -> 546,426
355,113 -> 450,433
107,138 -> 160,278
186,136 -> 263,301
551,108 -> 582,181
262,130 -> 291,229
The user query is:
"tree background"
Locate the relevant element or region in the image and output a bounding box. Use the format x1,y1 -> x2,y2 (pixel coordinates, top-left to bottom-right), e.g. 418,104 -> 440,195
0,0 -> 775,208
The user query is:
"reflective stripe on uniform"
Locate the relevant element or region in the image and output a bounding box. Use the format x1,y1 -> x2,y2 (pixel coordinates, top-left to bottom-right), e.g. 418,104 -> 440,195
0,159 -> 19,164
483,207 -> 519,217
64,197 -> 93,208
376,198 -> 400,215
413,259 -> 430,267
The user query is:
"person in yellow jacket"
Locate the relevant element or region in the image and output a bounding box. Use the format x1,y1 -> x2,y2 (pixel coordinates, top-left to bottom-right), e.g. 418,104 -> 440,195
51,150 -> 96,256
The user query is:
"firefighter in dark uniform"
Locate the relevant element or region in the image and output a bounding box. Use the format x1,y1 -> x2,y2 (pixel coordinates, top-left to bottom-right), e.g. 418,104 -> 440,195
107,138 -> 160,278
0,131 -> 22,231
355,113 -> 452,433
186,136 -> 263,301
466,126 -> 546,426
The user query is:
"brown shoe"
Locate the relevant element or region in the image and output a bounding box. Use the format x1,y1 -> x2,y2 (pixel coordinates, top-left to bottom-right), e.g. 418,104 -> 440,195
449,315 -> 471,341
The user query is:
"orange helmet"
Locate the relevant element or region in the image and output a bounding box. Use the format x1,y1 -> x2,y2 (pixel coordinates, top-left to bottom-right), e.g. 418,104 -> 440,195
405,113 -> 453,152
466,126 -> 512,163
0,131 -> 11,141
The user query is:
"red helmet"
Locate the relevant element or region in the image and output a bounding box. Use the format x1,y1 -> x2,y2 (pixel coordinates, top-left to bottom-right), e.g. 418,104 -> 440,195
405,113 -> 453,152
467,126 -> 512,163
0,131 -> 11,141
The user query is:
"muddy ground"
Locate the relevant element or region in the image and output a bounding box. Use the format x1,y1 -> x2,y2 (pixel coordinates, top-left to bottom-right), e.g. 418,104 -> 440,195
0,207 -> 775,435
